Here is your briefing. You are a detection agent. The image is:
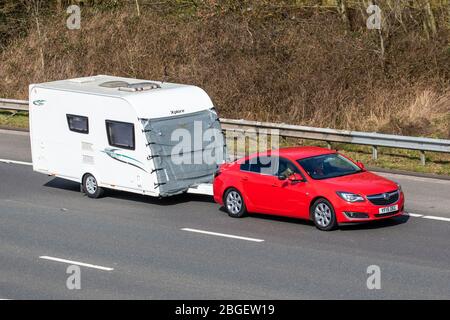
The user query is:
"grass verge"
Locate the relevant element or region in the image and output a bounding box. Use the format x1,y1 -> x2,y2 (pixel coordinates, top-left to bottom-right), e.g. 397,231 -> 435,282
0,111 -> 29,129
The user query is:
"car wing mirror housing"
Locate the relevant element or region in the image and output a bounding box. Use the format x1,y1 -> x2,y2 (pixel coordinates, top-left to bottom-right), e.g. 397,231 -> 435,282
288,173 -> 304,183
356,161 -> 365,170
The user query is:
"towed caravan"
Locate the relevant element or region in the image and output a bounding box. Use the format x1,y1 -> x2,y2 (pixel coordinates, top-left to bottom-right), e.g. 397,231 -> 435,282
29,75 -> 226,198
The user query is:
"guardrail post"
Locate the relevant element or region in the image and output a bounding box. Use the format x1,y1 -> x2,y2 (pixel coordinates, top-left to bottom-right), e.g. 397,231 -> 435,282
244,135 -> 249,157
326,141 -> 332,149
420,151 -> 426,165
372,146 -> 378,160
256,130 -> 260,153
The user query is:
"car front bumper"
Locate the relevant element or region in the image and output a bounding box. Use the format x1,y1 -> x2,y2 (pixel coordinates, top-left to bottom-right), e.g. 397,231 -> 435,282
336,192 -> 405,223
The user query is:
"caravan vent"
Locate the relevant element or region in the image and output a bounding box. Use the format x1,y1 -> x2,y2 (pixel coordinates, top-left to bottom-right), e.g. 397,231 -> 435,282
118,82 -> 161,92
99,81 -> 130,88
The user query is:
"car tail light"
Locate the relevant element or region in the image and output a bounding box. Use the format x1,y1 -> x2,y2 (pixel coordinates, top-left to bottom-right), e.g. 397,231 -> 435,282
214,163 -> 230,178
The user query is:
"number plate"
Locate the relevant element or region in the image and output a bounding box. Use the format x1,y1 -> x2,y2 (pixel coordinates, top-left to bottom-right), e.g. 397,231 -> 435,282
378,204 -> 398,214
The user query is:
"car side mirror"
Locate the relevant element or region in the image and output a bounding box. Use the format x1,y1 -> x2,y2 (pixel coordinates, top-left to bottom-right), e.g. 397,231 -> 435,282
288,173 -> 304,183
356,161 -> 365,170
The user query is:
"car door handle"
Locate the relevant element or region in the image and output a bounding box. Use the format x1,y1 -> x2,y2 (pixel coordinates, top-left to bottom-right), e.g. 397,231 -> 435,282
241,176 -> 248,181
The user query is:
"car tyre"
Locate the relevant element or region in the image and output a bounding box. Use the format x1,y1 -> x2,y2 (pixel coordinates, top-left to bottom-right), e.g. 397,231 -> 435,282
82,173 -> 104,199
311,198 -> 338,231
223,188 -> 247,218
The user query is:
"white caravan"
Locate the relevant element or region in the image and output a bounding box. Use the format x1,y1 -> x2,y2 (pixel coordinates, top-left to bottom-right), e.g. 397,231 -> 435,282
29,75 -> 226,198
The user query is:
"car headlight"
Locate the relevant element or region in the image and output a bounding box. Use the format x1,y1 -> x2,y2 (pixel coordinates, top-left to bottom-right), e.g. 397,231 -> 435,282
336,191 -> 365,203
396,183 -> 402,192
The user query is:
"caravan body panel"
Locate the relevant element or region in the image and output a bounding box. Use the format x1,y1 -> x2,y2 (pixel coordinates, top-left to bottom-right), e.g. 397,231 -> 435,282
29,75 -> 224,197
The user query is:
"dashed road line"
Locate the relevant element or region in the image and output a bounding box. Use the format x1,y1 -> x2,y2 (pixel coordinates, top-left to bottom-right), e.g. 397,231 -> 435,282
405,212 -> 450,223
404,212 -> 424,218
422,215 -> 450,222
181,228 -> 265,242
39,256 -> 114,271
0,159 -> 32,166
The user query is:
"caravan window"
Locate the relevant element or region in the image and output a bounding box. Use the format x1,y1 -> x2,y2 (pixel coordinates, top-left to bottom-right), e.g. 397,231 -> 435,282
67,114 -> 89,134
105,120 -> 135,150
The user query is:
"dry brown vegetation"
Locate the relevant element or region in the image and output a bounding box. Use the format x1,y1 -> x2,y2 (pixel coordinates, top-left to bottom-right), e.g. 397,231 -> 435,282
0,0 -> 449,138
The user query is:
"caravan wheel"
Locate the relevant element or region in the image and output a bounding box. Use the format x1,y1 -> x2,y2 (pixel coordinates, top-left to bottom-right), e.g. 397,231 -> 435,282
82,173 -> 104,199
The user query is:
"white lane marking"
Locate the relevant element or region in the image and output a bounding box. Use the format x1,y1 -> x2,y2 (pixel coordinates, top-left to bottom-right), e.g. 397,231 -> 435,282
0,159 -> 32,166
39,256 -> 114,271
404,212 -> 424,218
404,212 -> 450,222
181,228 -> 264,243
422,216 -> 450,222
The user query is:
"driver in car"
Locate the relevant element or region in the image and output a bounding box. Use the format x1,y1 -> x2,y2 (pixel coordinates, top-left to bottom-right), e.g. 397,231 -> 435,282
311,158 -> 325,177
280,166 -> 294,179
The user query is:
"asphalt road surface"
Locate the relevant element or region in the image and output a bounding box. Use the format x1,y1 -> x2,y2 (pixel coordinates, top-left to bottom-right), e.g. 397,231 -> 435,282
0,130 -> 449,299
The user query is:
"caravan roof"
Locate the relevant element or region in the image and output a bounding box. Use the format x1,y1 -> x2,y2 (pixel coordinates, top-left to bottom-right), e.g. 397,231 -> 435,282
32,75 -> 214,119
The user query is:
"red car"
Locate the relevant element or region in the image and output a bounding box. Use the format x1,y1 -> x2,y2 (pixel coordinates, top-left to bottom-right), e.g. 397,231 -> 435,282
213,147 -> 405,231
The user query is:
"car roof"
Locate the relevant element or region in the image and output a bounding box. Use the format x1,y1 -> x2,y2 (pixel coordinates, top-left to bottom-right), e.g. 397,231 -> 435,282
240,146 -> 336,162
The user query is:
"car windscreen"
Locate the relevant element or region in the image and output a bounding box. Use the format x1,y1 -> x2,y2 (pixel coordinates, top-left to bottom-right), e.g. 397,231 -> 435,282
296,153 -> 362,180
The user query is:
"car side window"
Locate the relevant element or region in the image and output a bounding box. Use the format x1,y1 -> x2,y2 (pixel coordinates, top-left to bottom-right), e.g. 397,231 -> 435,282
240,159 -> 251,172
240,156 -> 276,175
276,157 -> 300,177
253,156 -> 267,174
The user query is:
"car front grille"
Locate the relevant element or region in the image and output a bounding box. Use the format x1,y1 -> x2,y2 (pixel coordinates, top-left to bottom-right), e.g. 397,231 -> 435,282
367,190 -> 399,206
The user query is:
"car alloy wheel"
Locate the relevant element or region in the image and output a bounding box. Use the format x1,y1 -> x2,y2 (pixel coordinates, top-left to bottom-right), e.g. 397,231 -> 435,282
312,199 -> 337,231
224,188 -> 246,218
315,203 -> 332,227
